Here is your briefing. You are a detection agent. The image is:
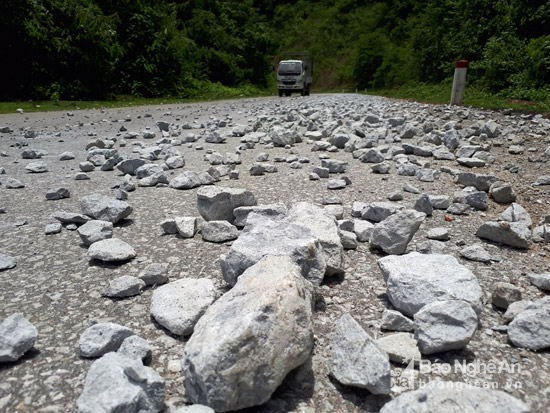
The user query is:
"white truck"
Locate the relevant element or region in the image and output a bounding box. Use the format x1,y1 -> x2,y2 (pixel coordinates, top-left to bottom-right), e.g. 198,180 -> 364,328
277,54 -> 312,97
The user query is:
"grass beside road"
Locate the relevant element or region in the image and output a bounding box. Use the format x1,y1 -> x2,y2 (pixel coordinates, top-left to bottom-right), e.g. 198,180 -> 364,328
2,82 -> 550,115
366,82 -> 550,113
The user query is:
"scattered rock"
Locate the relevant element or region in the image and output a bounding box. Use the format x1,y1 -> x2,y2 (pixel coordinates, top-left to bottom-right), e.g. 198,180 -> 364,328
139,263 -> 169,286
79,322 -> 133,358
150,278 -> 217,336
370,209 -> 426,255
45,187 -> 71,200
201,220 -> 239,243
0,254 -> 17,271
102,276 -> 145,298
175,217 -> 197,238
492,282 -> 522,310
508,297 -> 550,350
376,333 -> 421,365
196,186 -> 256,224
77,220 -> 113,246
380,309 -> 414,332
0,313 -> 38,362
476,221 -> 531,249
88,238 -> 136,262
80,194 -> 133,224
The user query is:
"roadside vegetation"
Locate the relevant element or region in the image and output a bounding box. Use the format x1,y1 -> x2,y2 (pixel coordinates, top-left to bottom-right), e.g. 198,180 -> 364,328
1,0 -> 549,113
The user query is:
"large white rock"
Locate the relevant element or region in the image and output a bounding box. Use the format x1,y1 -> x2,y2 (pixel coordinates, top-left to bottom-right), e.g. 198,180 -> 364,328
330,314 -> 391,394
370,209 -> 426,255
196,186 -> 256,224
88,238 -> 136,262
286,202 -> 344,275
413,300 -> 478,354
220,214 -> 326,286
182,256 -> 314,412
77,352 -> 165,413
508,296 -> 550,350
80,194 -> 133,224
0,313 -> 38,362
150,278 -> 217,336
380,382 -> 530,413
378,253 -> 482,316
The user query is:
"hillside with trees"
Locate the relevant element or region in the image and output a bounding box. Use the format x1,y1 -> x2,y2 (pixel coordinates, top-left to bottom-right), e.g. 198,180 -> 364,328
1,0 -> 549,102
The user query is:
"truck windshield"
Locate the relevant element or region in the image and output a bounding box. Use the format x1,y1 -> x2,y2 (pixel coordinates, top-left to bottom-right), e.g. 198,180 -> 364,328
278,62 -> 302,76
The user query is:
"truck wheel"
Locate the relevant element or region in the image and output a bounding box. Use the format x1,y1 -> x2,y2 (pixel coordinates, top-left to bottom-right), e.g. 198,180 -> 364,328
278,89 -> 283,97
305,87 -> 310,96
300,89 -> 305,96
285,90 -> 291,97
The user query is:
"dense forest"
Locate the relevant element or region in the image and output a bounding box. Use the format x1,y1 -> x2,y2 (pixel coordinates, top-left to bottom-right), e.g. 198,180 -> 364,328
1,0 -> 549,101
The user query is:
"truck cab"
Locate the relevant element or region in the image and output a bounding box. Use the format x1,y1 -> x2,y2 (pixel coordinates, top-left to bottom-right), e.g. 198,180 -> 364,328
277,59 -> 312,97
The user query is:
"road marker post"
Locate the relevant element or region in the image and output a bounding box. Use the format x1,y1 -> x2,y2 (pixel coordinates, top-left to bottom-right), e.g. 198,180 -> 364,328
450,60 -> 468,106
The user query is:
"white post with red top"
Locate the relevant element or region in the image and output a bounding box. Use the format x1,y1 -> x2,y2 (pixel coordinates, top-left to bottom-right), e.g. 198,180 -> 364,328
450,60 -> 468,105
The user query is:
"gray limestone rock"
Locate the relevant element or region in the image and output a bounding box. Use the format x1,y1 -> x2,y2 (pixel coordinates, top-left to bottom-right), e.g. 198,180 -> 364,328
197,186 -> 256,224
286,202 -> 344,276
46,187 -> 70,200
476,221 -> 531,249
175,217 -> 197,238
380,382 -> 529,413
88,238 -> 136,262
0,253 -> 17,271
503,300 -> 533,323
426,227 -> 450,241
25,161 -> 48,173
414,300 -> 478,354
459,243 -> 493,263
414,194 -> 433,216
0,313 -> 38,362
455,172 -> 498,192
201,221 -> 239,243
77,352 -> 164,413
77,220 -> 113,246
378,252 -> 482,316
53,211 -> 90,225
489,182 -> 516,204
45,222 -> 62,235
220,214 -> 326,286
361,202 -> 404,222
169,171 -> 202,189
79,322 -> 133,358
117,335 -> 152,363
428,195 -> 451,210
321,159 -> 348,173
354,220 -> 374,242
139,263 -> 169,286
376,333 -> 421,365
370,209 -> 426,255
380,310 -> 414,332
330,314 -> 391,394
499,203 -> 532,228
492,282 -> 522,310
508,297 -> 550,350
528,273 -> 550,291
182,256 -> 314,412
150,278 -> 217,336
5,178 -> 25,189
102,276 -> 145,298
160,219 -> 178,234
233,203 -> 287,227
80,194 -> 133,224
117,159 -> 148,175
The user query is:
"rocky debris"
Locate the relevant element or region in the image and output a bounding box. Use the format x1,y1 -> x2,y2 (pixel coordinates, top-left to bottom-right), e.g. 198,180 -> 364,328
139,263 -> 169,286
370,209 -> 426,255
492,282 -> 522,310
376,333 -> 421,365
80,194 -> 133,224
533,175 -> 550,186
0,253 -> 17,271
233,203 -> 287,227
528,273 -> 550,291
354,219 -> 374,242
25,161 -> 48,173
380,309 -> 414,332
459,243 -> 494,263
150,278 -> 217,336
414,194 -> 433,216
321,159 -> 348,173
45,222 -> 62,235
182,256 -> 314,412
171,405 -> 215,413
426,227 -> 450,241
196,186 -> 256,224
175,217 -> 197,238
88,238 -> 136,262
378,253 -> 482,316
499,203 -> 532,228
489,181 -> 517,204
0,313 -> 38,362
169,171 -> 202,189
59,151 -> 75,161
77,352 -> 165,413
101,276 -> 145,298
53,211 -> 90,225
220,214 -> 325,286
5,177 -> 25,188
476,221 -> 531,249
361,202 -> 403,222
508,297 -> 550,350
330,313 -> 391,394
503,300 -> 533,323
201,221 -> 239,243
45,187 -> 70,200
286,202 -> 344,275
79,322 -> 134,358
455,172 -> 498,191
117,335 -> 152,363
77,220 -> 113,246
414,300 -> 478,354
379,382 -> 530,413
